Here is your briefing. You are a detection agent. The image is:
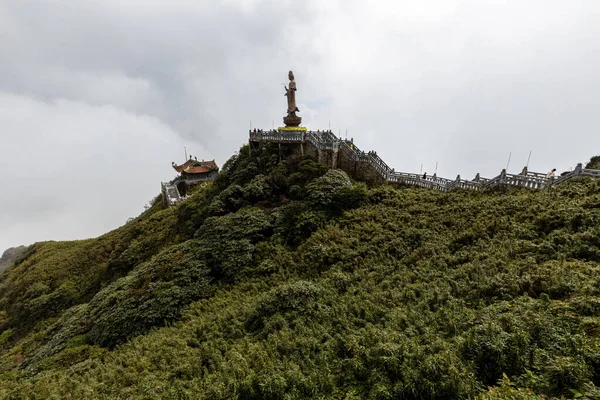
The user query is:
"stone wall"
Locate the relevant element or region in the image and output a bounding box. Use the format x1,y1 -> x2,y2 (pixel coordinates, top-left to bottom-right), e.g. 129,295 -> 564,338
250,136 -> 387,186
336,149 -> 386,186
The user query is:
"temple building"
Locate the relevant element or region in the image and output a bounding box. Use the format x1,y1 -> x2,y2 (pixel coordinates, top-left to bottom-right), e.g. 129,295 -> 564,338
172,157 -> 219,182
161,156 -> 219,207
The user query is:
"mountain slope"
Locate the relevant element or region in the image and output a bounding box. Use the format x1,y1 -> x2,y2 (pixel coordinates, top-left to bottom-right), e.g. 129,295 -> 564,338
1,144 -> 600,399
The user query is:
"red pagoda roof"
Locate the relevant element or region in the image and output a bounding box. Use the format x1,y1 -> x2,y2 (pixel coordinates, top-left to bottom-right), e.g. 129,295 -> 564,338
172,159 -> 218,174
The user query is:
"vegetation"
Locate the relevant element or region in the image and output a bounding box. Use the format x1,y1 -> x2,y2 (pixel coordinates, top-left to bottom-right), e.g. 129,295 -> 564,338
586,155 -> 600,170
1,143 -> 600,399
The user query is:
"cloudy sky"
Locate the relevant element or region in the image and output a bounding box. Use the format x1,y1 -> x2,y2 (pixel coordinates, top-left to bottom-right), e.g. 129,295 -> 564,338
1,0 -> 600,252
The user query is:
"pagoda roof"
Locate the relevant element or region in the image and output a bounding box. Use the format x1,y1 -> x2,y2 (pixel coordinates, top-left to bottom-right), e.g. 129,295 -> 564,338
173,159 -> 218,174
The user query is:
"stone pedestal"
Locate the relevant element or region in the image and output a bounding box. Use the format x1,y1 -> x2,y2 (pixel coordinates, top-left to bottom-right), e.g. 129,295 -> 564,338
283,115 -> 302,127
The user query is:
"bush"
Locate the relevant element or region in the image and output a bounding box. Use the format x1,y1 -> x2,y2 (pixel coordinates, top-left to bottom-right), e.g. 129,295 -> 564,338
274,202 -> 327,246
245,281 -> 322,334
195,207 -> 274,281
585,155 -> 600,170
307,169 -> 353,210
86,241 -> 214,347
242,174 -> 272,203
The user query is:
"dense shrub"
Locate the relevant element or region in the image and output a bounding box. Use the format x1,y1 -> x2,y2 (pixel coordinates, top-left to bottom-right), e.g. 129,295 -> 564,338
195,207 -> 274,281
86,241 -> 214,347
307,169 -> 353,209
273,202 -> 327,246
245,281 -> 322,334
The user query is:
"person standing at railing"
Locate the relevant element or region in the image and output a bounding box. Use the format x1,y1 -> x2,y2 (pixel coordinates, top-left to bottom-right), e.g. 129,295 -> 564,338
546,168 -> 556,178
422,172 -> 427,179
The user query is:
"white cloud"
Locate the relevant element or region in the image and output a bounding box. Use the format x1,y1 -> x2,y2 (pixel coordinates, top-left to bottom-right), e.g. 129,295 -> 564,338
1,0 -> 600,250
0,93 -> 199,251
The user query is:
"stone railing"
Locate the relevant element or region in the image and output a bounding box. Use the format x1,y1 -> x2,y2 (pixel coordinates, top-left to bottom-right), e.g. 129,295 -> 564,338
446,176 -> 482,192
553,164 -> 600,185
249,130 -> 304,143
305,131 -> 323,149
389,172 -> 450,191
308,130 -> 339,150
249,129 -> 600,192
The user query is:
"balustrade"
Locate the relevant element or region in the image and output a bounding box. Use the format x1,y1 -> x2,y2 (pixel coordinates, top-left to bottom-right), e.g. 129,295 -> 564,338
249,130 -> 600,192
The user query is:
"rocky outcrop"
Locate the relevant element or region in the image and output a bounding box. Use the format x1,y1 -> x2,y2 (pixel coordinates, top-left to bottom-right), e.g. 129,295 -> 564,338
0,246 -> 27,273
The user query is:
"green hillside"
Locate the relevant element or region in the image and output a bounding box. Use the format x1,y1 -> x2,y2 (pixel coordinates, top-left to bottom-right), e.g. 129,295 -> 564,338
1,144 -> 600,399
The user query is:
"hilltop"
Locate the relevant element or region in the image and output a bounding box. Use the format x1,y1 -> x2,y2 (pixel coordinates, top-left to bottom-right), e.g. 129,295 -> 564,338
1,143 -> 600,399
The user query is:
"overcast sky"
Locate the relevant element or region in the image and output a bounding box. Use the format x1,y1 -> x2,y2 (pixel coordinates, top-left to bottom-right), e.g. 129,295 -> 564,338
1,0 -> 600,252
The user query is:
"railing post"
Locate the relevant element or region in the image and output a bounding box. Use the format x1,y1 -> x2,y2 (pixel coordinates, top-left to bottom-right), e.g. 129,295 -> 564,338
520,166 -> 528,176
500,169 -> 506,184
453,175 -> 461,190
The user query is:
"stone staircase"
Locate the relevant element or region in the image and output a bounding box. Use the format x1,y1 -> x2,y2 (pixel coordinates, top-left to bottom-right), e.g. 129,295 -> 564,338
161,181 -> 181,207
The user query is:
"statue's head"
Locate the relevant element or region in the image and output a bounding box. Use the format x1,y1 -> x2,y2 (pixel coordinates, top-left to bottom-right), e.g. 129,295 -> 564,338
288,71 -> 294,80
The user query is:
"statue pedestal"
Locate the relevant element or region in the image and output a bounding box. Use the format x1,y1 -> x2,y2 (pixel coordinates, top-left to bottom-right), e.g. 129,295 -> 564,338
283,115 -> 302,127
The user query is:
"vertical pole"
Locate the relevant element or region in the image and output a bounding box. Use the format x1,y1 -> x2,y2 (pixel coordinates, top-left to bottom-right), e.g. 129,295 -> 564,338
184,146 -> 187,160
506,152 -> 512,170
526,150 -> 532,168
435,161 -> 438,175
